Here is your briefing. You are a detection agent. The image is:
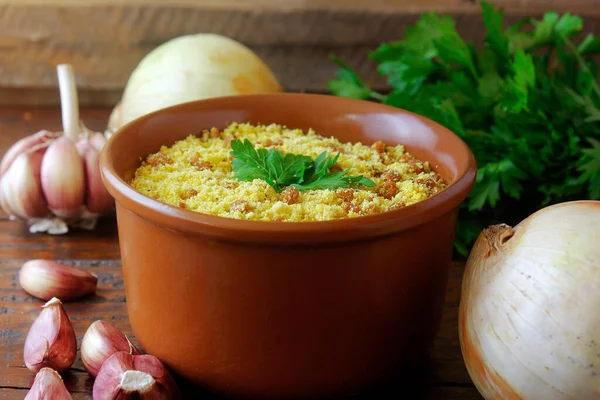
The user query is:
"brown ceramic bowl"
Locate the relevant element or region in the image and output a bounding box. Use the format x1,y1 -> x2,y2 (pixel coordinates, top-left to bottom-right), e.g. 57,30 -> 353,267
100,93 -> 476,399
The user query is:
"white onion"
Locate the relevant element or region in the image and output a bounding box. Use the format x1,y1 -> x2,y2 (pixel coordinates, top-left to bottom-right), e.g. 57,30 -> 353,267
111,33 -> 282,132
459,200 -> 600,399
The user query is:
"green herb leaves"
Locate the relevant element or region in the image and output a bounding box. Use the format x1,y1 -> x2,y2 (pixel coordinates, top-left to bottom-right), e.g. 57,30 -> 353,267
578,138 -> 600,198
230,139 -> 375,192
329,2 -> 600,255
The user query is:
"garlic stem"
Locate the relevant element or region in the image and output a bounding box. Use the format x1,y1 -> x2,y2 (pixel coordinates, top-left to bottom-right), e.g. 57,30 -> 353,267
57,64 -> 80,141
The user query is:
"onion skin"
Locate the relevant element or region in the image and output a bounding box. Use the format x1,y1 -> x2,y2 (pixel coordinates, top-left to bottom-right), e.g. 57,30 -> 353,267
459,200 -> 600,400
118,34 -> 282,129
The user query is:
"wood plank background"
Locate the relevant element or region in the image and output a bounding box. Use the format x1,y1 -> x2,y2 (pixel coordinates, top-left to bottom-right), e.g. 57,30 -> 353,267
1,0 -> 599,107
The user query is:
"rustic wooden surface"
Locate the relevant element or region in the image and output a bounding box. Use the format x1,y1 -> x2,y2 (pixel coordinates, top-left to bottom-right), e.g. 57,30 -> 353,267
0,108 -> 482,398
1,0 -> 599,107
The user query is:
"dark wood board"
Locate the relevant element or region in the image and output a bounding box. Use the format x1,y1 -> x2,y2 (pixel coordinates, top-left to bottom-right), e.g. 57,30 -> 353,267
0,0 -> 599,107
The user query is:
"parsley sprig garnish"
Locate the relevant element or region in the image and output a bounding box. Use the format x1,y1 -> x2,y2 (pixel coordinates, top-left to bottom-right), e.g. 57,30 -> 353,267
328,2 -> 600,255
230,139 -> 376,192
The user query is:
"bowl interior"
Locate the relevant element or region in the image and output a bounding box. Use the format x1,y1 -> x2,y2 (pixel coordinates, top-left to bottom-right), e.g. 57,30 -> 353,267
109,94 -> 468,184
101,93 -> 476,242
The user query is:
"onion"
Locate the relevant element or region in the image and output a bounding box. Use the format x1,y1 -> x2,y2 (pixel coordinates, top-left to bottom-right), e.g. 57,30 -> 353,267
110,34 -> 282,133
459,200 -> 600,399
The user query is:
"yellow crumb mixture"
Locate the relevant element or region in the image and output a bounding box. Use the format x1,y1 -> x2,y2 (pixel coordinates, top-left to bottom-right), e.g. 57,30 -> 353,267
129,123 -> 446,222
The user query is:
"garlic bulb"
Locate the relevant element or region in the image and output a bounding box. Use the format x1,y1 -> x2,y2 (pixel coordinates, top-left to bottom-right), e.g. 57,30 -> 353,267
0,64 -> 114,234
81,320 -> 142,377
106,34 -> 282,135
24,368 -> 72,400
0,130 -> 58,178
23,297 -> 77,373
93,352 -> 181,399
19,259 -> 97,301
459,200 -> 600,399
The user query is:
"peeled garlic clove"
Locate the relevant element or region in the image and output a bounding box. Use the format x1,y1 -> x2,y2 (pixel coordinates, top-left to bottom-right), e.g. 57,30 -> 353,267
24,367 -> 72,400
82,147 -> 114,215
23,297 -> 77,373
93,352 -> 181,400
19,259 -> 97,301
0,130 -> 57,177
81,320 -> 142,377
0,150 -> 49,219
40,137 -> 85,218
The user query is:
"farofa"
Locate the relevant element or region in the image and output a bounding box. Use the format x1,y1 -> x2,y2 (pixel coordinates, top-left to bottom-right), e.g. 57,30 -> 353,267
129,122 -> 446,222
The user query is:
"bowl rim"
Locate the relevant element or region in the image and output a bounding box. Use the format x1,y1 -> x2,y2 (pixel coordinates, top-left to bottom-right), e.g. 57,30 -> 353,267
100,93 -> 477,244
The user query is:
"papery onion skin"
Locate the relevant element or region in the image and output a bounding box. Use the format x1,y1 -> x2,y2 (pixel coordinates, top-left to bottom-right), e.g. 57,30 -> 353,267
459,200 -> 600,400
117,33 -> 282,129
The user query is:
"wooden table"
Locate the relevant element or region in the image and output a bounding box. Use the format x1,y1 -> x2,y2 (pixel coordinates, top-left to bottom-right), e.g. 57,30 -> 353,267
0,108 -> 482,399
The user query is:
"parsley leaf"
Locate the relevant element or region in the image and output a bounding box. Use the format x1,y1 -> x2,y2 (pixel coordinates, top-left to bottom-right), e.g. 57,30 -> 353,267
328,56 -> 374,100
481,2 -> 510,66
578,34 -> 600,55
329,1 -> 600,256
578,138 -> 600,198
230,140 -> 376,192
230,139 -> 275,187
292,169 -> 375,191
266,151 -> 312,187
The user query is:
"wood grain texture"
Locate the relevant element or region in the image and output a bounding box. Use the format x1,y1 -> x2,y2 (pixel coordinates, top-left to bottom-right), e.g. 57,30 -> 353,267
0,108 -> 481,398
0,0 -> 599,106
0,258 -> 480,399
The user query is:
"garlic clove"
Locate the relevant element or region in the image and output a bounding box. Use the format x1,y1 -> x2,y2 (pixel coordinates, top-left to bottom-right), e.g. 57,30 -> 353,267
93,352 -> 181,400
24,367 -> 72,400
89,132 -> 108,152
23,297 -> 77,373
0,149 -> 49,219
0,176 -> 16,216
81,320 -> 142,377
0,130 -> 58,178
74,138 -> 88,157
19,259 -> 97,301
81,146 -> 114,215
40,137 -> 85,218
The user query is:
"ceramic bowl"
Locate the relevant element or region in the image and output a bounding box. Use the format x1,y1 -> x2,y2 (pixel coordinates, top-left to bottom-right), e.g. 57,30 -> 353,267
100,93 -> 476,399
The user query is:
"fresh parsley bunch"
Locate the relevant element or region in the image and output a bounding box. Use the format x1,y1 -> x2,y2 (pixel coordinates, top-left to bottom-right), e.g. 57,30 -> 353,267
230,139 -> 375,192
328,2 -> 600,255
